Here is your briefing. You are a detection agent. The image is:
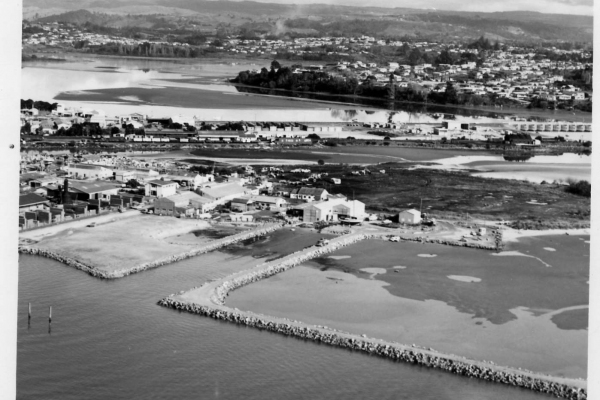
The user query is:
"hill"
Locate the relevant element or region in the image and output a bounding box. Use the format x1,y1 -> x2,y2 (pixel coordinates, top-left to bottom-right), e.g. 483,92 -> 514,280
24,0 -> 593,43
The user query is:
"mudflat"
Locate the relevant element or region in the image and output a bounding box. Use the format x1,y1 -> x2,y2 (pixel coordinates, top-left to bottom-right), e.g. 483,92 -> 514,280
227,236 -> 589,379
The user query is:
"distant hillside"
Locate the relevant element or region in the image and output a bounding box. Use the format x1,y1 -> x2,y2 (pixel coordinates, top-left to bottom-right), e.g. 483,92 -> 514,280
24,0 -> 594,43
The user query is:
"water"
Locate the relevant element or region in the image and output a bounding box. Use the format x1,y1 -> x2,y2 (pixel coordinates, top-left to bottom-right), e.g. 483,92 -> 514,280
22,58 -> 592,141
18,252 -> 554,399
228,235 -> 589,378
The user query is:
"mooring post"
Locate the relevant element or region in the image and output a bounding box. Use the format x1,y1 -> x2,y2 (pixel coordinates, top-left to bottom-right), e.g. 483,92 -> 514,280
49,306 -> 52,323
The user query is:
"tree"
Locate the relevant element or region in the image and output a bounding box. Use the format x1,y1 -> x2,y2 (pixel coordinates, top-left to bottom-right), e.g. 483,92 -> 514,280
111,126 -> 121,134
271,60 -> 281,70
408,48 -> 422,66
21,122 -> 31,134
435,49 -> 455,65
307,133 -> 321,140
445,82 -> 459,104
127,179 -> 141,188
318,159 -> 325,165
565,180 -> 591,197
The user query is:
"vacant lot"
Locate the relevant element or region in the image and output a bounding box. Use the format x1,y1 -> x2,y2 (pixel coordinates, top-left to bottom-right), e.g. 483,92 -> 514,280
31,215 -> 228,273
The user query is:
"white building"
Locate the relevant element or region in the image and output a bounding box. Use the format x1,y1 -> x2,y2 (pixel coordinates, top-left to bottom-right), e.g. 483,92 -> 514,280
65,164 -> 113,180
398,209 -> 422,224
145,180 -> 178,198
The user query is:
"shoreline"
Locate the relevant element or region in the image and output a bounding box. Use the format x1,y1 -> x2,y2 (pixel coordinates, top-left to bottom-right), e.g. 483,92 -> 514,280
160,232 -> 586,397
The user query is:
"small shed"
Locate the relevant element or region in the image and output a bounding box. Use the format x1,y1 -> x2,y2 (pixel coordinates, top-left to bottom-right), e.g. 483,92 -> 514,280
398,209 -> 422,224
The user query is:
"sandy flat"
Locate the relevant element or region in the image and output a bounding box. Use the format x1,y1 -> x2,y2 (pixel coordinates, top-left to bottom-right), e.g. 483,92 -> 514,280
360,268 -> 386,279
447,275 -> 482,283
502,228 -> 590,243
329,255 -> 351,260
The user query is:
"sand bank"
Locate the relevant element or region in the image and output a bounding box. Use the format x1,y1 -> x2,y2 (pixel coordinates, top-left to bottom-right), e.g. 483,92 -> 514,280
447,275 -> 481,283
502,228 -> 590,243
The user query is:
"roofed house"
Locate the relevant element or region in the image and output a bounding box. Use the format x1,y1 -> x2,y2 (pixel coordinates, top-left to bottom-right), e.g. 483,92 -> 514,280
293,198 -> 365,223
68,180 -> 121,201
154,192 -> 204,216
398,209 -> 421,224
199,183 -> 247,204
231,197 -> 253,212
19,193 -> 49,212
163,173 -> 214,190
65,163 -> 113,180
290,187 -> 329,202
251,195 -> 287,209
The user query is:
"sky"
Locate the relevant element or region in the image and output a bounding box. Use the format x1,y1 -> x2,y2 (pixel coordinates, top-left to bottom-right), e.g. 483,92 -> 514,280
256,0 -> 594,15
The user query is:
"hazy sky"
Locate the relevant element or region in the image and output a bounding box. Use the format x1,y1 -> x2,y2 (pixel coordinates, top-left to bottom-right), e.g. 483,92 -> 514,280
269,0 -> 594,15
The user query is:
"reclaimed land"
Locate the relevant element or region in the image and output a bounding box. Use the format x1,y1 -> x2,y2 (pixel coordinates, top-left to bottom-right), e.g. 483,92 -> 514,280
18,214 -> 284,279
159,232 -> 586,399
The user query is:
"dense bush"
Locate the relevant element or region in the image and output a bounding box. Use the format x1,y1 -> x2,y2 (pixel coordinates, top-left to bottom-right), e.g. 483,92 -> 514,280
565,180 -> 591,197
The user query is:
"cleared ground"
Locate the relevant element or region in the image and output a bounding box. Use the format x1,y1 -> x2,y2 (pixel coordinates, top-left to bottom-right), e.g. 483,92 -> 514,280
28,215 -> 243,273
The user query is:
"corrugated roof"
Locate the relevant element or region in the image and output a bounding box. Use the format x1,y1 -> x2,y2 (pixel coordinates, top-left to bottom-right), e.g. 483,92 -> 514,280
19,193 -> 48,207
69,180 -> 120,194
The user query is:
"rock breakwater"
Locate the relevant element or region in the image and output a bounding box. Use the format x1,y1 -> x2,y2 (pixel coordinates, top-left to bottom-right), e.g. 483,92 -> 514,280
157,297 -> 586,400
18,223 -> 284,279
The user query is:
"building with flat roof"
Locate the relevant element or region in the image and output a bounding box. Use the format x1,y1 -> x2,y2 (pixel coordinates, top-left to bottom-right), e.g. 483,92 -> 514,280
145,180 -> 178,198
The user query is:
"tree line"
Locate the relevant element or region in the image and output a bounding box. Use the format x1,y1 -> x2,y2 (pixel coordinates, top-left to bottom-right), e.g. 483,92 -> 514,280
232,61 -> 518,108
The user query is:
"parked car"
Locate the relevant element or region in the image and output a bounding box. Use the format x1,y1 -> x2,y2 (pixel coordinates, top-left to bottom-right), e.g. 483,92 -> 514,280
389,236 -> 400,242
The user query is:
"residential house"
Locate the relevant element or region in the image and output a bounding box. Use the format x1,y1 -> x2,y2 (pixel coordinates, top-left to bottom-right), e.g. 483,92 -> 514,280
293,198 -> 365,222
290,187 -> 329,202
